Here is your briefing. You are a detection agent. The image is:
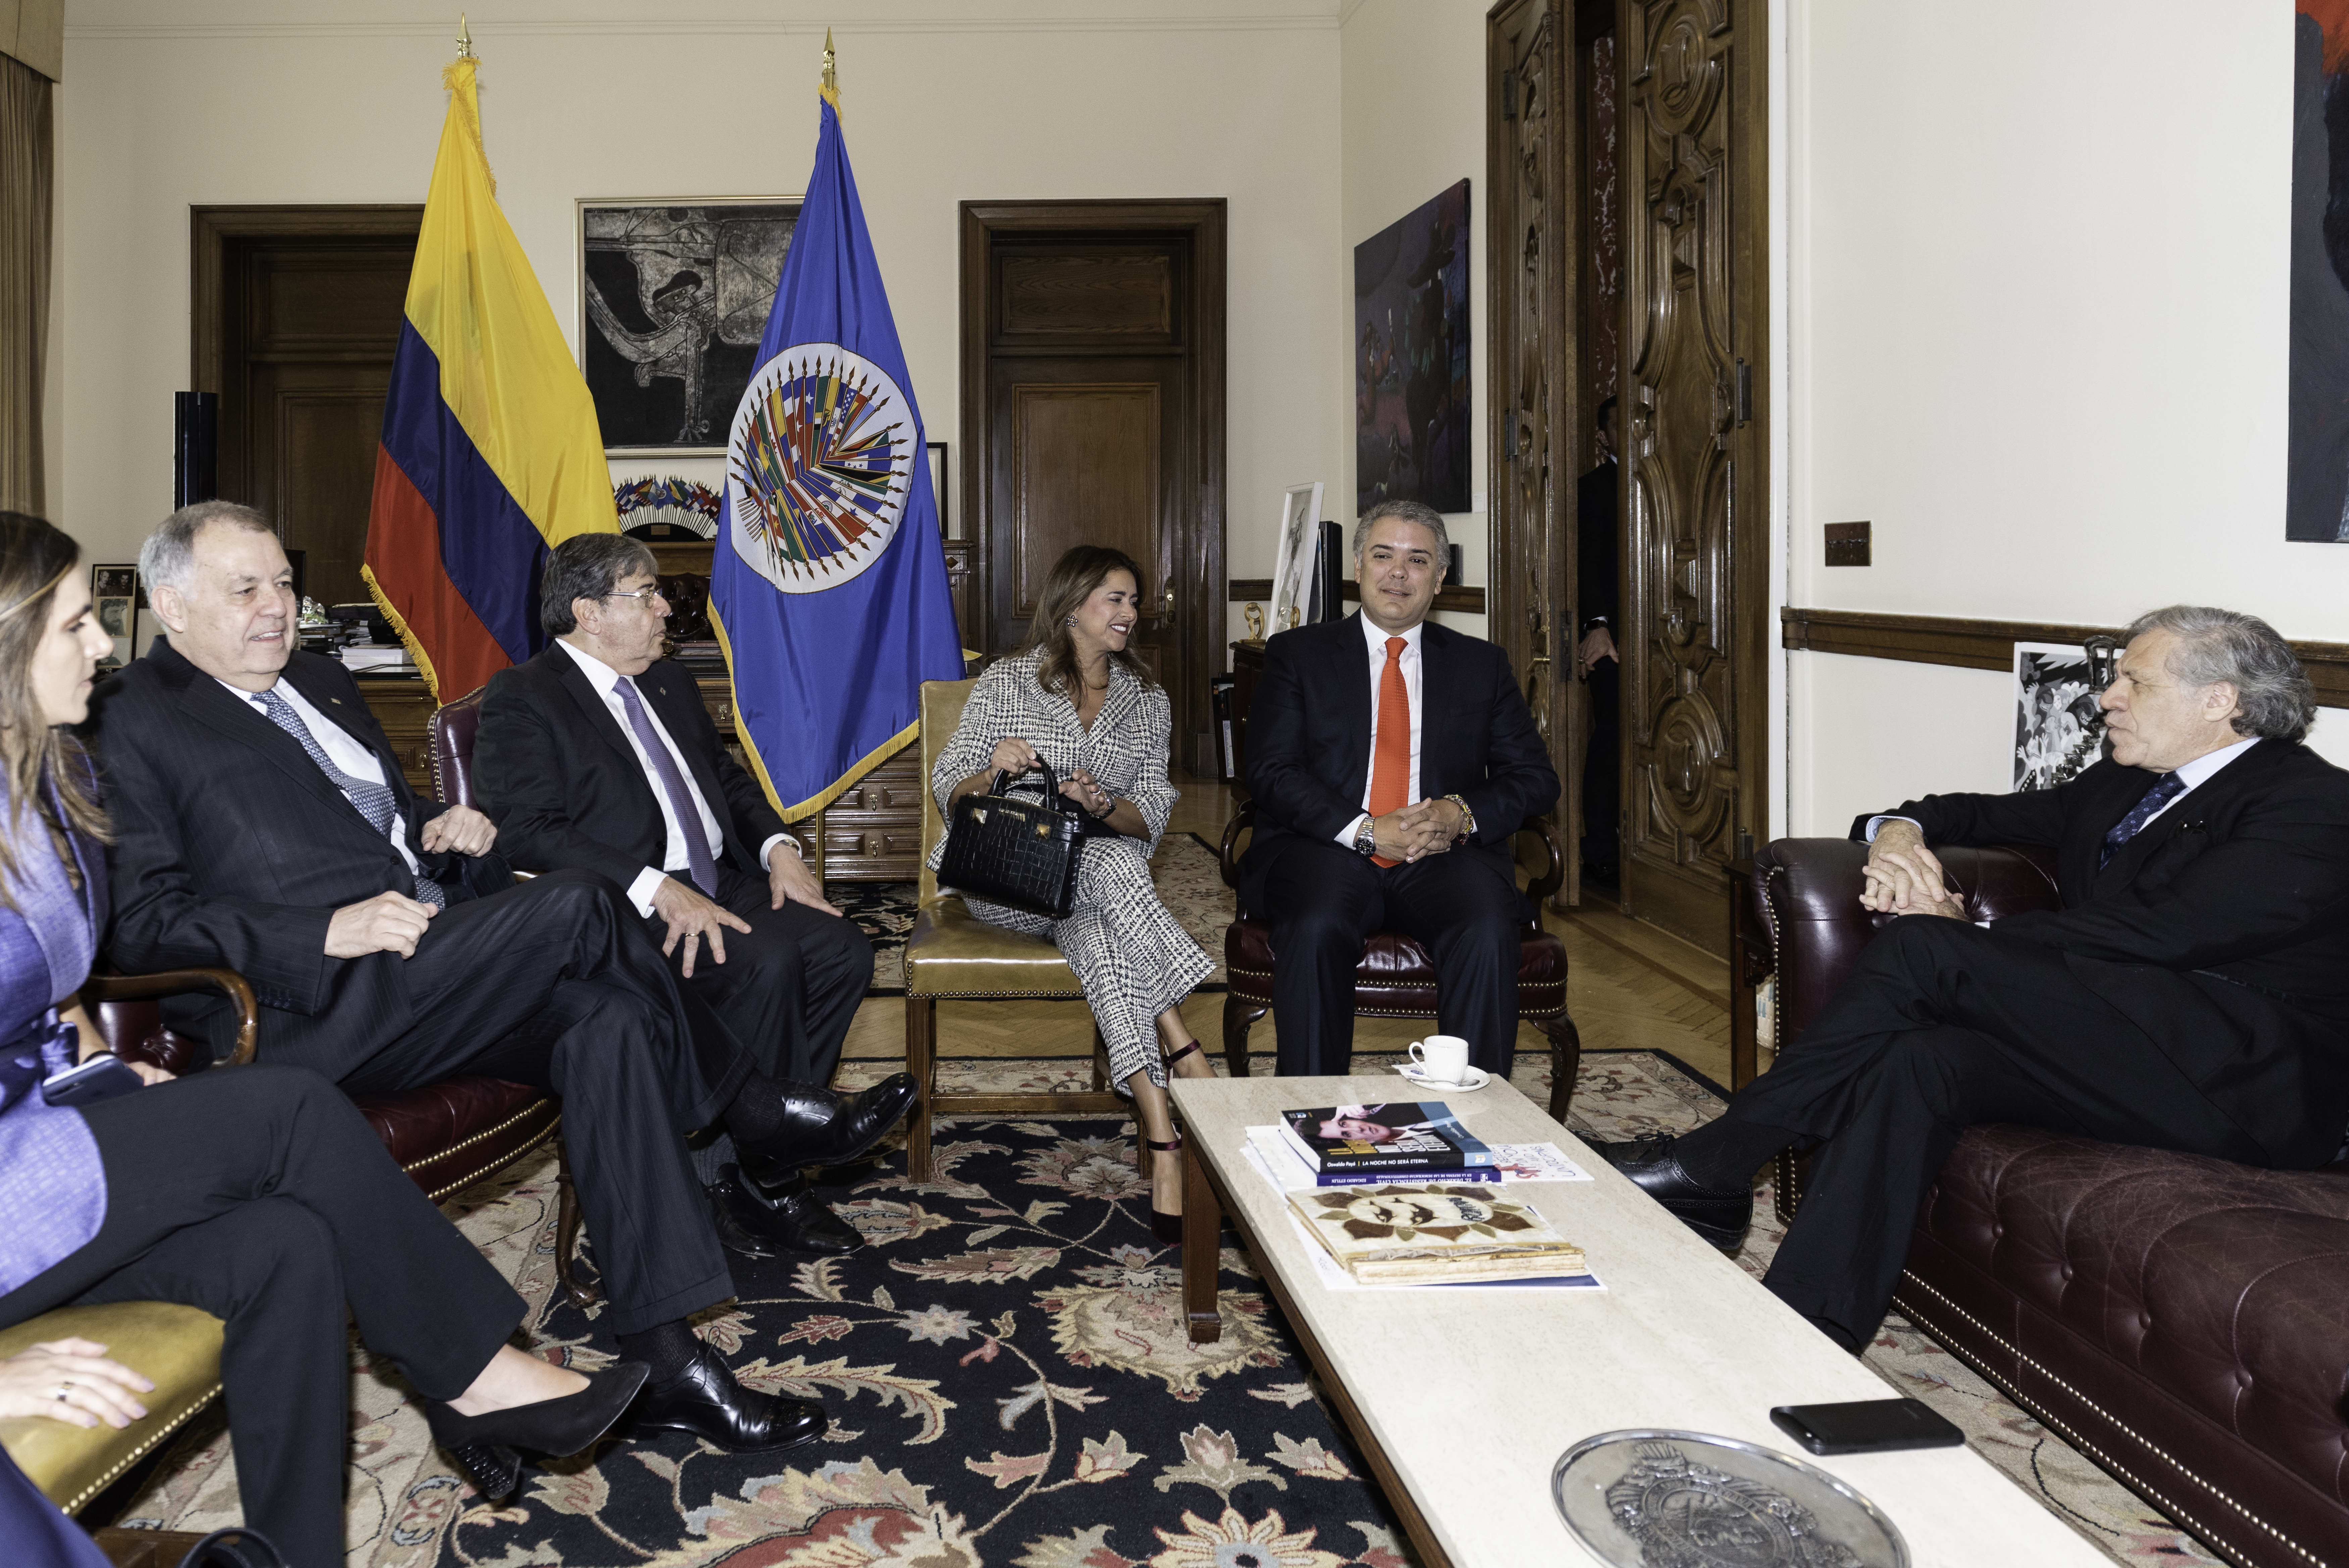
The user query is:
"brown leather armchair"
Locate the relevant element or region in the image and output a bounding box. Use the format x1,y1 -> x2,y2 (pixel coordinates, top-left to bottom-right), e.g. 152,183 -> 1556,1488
1736,838 -> 2349,1568
1216,803 -> 1582,1120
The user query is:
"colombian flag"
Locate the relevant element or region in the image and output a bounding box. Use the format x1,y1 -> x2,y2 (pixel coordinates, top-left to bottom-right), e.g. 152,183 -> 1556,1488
363,56 -> 616,702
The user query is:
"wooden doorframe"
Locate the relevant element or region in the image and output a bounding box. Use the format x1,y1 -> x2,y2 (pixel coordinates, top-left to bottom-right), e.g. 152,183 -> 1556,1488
190,205 -> 422,393
1486,0 -> 1582,908
958,199 -> 1227,778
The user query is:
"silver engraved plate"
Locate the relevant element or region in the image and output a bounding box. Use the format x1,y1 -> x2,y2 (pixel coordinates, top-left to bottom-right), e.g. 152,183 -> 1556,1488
1552,1430 -> 1909,1568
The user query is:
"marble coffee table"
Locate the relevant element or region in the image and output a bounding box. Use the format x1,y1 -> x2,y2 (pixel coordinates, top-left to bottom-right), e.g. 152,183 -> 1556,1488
1169,1072 -> 2114,1568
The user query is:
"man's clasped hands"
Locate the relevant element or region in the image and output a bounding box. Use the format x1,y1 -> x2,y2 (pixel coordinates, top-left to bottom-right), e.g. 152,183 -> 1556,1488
1859,820 -> 1968,920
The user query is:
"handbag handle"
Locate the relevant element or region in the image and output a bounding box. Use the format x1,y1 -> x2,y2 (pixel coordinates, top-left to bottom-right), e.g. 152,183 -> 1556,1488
988,755 -> 1073,815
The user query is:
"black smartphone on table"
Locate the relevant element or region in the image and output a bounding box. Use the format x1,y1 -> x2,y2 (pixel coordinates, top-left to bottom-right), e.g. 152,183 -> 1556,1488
1769,1398 -> 1964,1455
41,1053 -> 146,1108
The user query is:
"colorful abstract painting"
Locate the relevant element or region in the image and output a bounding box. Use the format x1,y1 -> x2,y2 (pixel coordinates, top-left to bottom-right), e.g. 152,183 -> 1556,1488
1355,180 -> 1470,516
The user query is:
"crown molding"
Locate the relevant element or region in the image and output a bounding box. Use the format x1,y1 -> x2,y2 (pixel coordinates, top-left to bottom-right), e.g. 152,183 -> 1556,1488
68,13 -> 1342,43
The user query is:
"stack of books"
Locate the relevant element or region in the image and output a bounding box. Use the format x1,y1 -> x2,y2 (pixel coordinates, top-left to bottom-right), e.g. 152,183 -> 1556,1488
1275,1100 -> 1499,1183
1262,1102 -> 1587,1286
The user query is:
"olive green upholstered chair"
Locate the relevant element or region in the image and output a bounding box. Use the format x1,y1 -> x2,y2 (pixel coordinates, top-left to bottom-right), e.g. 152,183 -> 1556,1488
0,1300 -> 224,1514
901,678 -> 1122,1181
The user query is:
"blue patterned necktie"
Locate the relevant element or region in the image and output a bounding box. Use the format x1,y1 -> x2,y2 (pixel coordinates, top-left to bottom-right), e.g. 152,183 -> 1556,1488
613,676 -> 718,896
252,688 -> 446,907
2099,771 -> 2189,870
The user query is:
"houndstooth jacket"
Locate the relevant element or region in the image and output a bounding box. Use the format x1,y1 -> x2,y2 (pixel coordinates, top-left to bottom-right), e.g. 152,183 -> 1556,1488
928,647 -> 1180,868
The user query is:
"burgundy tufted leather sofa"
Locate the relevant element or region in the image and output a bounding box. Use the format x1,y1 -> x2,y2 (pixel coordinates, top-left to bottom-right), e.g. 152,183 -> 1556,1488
1216,801 -> 1582,1120
1735,839 -> 2349,1568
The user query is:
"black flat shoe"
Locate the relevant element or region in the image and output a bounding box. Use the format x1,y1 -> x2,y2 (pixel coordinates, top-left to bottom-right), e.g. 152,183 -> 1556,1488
629,1343 -> 827,1453
424,1360 -> 650,1501
721,1164 -> 863,1256
1598,1133 -> 1752,1251
739,1072 -> 921,1182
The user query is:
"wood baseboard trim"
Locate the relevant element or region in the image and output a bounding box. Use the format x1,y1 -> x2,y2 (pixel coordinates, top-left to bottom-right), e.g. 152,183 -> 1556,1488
1781,608 -> 2349,710
1228,578 -> 1487,614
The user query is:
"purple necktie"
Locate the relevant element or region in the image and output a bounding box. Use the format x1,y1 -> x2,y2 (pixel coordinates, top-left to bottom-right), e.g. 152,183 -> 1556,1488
613,676 -> 717,895
2099,771 -> 2188,870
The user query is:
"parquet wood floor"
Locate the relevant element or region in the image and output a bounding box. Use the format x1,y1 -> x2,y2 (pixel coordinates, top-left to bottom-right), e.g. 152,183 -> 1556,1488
839,771 -> 1747,1089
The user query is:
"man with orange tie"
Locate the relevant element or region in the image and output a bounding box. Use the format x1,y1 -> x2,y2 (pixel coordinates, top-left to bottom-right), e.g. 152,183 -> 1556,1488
1239,499 -> 1560,1078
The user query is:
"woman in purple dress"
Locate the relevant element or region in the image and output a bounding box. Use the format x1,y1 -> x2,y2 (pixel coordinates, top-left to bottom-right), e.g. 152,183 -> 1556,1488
0,513 -> 644,1564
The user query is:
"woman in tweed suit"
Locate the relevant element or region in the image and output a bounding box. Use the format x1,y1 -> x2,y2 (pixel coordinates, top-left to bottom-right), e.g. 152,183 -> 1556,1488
931,546 -> 1215,1239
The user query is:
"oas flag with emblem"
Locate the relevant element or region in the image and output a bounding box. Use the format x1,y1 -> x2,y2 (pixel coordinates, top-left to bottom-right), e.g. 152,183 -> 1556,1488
710,83 -> 964,820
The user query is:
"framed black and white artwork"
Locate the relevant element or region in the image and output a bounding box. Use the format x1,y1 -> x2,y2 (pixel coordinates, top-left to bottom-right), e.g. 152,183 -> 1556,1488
1269,481 -> 1324,636
578,198 -> 801,454
2012,642 -> 2105,792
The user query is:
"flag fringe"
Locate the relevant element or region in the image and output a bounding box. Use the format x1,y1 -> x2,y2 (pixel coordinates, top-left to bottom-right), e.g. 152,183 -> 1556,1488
360,562 -> 445,706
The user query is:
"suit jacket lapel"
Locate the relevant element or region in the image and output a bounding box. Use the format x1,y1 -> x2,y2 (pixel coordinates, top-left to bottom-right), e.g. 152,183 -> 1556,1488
1416,622 -> 1447,799
280,658 -> 408,800
2094,740 -> 2276,891
553,649 -> 653,774
1341,614 -> 1375,804
157,647 -> 382,840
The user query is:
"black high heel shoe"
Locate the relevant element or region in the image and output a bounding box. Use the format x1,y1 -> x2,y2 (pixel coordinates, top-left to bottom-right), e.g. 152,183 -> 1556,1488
424,1360 -> 651,1501
1145,1132 -> 1186,1245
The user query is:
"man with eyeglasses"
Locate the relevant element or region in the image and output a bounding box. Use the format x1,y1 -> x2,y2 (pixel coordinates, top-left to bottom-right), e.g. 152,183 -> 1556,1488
471,534 -> 900,1264
91,503 -> 913,1455
1600,606 -> 2349,1355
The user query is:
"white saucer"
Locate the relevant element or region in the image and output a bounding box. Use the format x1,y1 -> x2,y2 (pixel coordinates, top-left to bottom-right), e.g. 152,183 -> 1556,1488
1394,1063 -> 1491,1093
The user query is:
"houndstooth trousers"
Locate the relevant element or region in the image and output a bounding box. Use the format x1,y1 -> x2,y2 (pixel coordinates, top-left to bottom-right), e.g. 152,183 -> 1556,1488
932,650 -> 1213,1093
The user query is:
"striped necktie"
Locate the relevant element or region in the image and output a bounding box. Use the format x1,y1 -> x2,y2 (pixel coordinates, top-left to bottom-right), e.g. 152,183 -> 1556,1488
253,688 -> 447,907
2099,771 -> 2188,870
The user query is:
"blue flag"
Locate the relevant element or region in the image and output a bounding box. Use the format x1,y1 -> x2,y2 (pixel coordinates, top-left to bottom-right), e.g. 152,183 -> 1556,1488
711,94 -> 965,819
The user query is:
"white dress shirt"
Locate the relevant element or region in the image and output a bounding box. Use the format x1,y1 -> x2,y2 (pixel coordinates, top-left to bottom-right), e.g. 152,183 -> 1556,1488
1864,736 -> 2263,843
1335,616 -> 1426,846
227,676 -> 421,876
555,640 -> 794,916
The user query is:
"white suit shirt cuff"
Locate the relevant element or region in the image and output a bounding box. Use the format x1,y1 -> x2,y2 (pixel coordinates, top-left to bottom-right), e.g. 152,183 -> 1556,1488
1862,814 -> 1921,841
1334,813 -> 1370,848
627,866 -> 667,918
759,832 -> 799,869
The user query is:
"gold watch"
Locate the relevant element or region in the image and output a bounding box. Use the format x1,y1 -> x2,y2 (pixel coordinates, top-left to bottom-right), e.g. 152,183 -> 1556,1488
1443,794 -> 1476,848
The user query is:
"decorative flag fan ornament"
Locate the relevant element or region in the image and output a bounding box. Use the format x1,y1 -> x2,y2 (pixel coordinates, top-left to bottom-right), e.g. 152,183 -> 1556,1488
727,344 -> 914,593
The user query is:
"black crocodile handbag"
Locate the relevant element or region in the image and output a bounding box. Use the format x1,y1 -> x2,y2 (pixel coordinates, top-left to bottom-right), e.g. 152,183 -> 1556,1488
938,757 -> 1086,918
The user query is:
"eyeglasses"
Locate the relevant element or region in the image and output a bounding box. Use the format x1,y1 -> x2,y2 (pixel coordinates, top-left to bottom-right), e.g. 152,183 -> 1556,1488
599,586 -> 667,606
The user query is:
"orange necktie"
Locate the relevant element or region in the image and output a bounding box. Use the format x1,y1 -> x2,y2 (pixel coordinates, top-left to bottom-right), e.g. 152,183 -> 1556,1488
1367,636 -> 1410,867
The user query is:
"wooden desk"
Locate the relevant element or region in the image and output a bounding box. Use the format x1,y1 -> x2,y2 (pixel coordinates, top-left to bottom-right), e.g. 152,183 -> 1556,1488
1169,1073 -> 2114,1568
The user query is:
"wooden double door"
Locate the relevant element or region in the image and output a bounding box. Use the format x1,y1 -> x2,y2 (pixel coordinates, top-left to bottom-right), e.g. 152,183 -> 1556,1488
959,201 -> 1227,778
1488,0 -> 1768,955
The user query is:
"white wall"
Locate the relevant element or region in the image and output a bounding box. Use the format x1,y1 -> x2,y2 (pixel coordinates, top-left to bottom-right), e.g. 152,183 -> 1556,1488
1782,0 -> 2349,832
1333,0 -> 1488,639
54,0 -> 1347,612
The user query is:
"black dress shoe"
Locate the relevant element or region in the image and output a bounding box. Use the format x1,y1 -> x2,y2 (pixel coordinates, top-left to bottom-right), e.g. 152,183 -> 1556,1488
720,1164 -> 862,1256
424,1361 -> 650,1501
1598,1133 -> 1752,1251
629,1343 -> 827,1453
739,1071 -> 921,1181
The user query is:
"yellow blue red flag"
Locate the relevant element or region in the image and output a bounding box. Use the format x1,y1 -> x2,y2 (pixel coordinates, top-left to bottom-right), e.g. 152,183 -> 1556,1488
364,55 -> 616,702
712,89 -> 963,819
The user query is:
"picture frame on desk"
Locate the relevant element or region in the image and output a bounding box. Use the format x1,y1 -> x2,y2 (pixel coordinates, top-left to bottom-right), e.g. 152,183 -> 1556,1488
90,563 -> 138,673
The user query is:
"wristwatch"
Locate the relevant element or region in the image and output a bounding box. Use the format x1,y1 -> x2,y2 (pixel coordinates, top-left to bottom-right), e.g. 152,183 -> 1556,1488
1354,816 -> 1380,857
1443,794 -> 1477,849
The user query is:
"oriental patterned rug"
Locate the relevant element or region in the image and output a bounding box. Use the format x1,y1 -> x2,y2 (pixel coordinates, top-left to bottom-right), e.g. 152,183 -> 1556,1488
112,1051 -> 2219,1568
838,832 -> 1232,996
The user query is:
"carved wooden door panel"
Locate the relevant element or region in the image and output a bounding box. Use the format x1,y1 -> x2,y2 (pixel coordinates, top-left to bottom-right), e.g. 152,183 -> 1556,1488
1488,0 -> 1579,905
1618,0 -> 1768,954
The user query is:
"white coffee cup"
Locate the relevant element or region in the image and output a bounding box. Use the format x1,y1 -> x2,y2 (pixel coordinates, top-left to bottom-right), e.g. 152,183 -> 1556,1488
1408,1035 -> 1471,1086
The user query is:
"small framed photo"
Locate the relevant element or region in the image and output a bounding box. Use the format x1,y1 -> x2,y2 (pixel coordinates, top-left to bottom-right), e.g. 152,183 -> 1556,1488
90,563 -> 138,672
928,442 -> 951,538
1269,481 -> 1325,636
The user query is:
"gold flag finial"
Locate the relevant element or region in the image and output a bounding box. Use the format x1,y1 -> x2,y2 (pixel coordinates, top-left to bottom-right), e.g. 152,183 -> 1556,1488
455,12 -> 472,58
820,27 -> 840,110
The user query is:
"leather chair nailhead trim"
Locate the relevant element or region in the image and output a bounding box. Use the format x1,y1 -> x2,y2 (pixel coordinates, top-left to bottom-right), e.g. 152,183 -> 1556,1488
56,1379 -> 223,1516
407,1109 -> 560,1204
1896,1271 -> 2320,1567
